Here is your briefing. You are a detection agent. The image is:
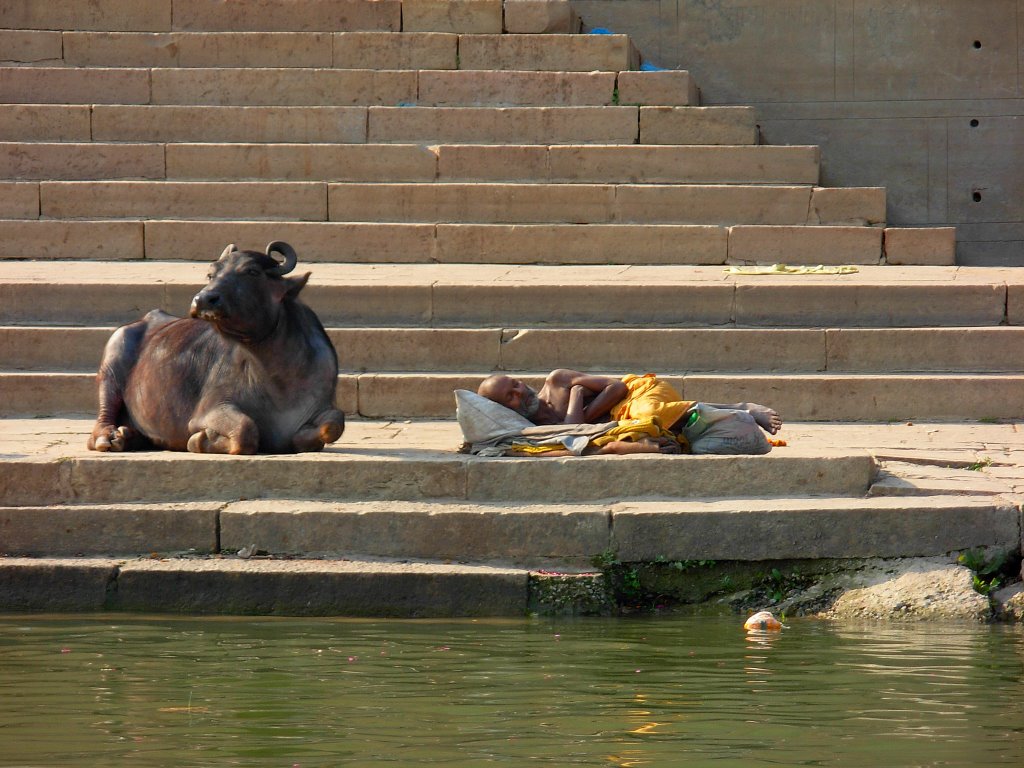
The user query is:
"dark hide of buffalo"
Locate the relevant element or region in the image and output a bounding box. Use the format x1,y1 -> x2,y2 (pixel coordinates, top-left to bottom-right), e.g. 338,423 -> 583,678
88,242 -> 345,454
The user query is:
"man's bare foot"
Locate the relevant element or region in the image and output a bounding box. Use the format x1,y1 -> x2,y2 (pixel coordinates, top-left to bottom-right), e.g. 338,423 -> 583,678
748,404 -> 783,434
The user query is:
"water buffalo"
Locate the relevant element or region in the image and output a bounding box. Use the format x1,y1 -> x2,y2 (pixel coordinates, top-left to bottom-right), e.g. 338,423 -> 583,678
87,241 -> 345,454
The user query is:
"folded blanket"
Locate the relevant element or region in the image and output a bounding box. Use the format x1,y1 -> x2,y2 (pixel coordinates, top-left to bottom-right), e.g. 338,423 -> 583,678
454,389 -> 674,456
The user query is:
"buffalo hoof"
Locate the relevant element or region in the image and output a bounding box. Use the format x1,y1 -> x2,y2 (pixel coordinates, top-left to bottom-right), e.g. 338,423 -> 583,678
188,427 -> 254,454
320,421 -> 344,444
90,426 -> 132,452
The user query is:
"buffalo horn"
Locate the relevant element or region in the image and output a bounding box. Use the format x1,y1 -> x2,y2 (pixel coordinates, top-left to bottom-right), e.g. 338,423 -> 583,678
219,243 -> 238,260
265,241 -> 297,276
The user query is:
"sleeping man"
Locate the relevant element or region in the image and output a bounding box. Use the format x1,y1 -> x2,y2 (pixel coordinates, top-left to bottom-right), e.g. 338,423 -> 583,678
460,369 -> 781,457
477,369 -> 782,435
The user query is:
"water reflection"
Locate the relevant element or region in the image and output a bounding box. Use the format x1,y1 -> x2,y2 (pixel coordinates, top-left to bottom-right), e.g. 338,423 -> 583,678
0,615 -> 1021,766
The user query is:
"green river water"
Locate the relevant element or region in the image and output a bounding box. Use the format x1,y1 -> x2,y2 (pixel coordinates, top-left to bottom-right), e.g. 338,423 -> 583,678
1,613 -> 1022,767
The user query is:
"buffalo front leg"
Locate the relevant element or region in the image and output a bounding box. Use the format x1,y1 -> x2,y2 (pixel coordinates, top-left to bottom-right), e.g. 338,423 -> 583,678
187,405 -> 259,455
88,318 -> 150,452
292,408 -> 346,452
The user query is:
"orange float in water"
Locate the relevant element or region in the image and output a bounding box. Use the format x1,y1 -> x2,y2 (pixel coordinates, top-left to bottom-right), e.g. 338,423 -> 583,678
743,611 -> 782,631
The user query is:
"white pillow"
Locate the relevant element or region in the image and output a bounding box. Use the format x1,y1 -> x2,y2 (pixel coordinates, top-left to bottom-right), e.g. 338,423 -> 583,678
454,389 -> 534,444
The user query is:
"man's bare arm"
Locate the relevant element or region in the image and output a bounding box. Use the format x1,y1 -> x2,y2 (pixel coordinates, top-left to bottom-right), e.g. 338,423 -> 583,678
551,370 -> 627,424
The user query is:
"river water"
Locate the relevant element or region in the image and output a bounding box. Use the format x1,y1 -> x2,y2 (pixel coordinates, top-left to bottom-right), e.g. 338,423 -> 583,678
1,613 -> 1022,766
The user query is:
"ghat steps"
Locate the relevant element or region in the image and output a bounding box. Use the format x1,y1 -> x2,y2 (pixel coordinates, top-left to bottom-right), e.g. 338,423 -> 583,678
0,0 -> 1016,615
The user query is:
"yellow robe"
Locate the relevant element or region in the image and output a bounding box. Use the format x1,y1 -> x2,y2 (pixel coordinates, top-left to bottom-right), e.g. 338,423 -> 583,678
608,373 -> 694,431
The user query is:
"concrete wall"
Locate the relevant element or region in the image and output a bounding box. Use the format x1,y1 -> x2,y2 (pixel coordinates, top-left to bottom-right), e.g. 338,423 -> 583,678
573,0 -> 1024,265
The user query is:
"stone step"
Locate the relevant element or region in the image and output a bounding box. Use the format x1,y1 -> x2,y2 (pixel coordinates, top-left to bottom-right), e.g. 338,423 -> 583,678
5,325 -> 1022,374
4,370 -> 1023,421
0,143 -> 820,185
5,181 -> 884,226
0,418 -> 874,506
6,31 -> 638,73
2,495 -> 1015,566
0,67 -> 689,108
4,220 -> 945,266
0,0 -> 403,34
0,555 -> 528,616
0,262 -> 1012,327
1,104 -> 752,145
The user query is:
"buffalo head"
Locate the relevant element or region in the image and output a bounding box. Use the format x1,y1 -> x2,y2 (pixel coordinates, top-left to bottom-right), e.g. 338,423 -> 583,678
190,241 -> 311,342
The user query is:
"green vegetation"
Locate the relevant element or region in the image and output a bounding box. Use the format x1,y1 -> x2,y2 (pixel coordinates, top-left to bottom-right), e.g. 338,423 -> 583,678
966,456 -> 993,471
958,548 -> 1011,595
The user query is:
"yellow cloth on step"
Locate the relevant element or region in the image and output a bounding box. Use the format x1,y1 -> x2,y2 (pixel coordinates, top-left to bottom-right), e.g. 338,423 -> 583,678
724,264 -> 860,275
608,373 -> 694,431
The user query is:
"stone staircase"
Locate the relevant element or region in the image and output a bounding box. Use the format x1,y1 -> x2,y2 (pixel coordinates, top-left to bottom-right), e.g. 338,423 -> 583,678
0,0 -> 1020,616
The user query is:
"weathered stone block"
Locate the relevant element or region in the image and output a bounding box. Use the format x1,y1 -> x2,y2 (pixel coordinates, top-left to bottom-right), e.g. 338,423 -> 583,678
301,283 -> 434,325
0,142 -> 165,181
436,144 -> 549,180
615,185 -> 813,225
110,557 -> 527,616
356,372 -> 483,417
0,372 -> 93,416
0,105 -> 91,141
884,227 -> 956,265
547,145 -> 820,184
93,105 -> 369,143
0,460 -> 73,505
327,182 -> 615,223
733,281 -> 1006,327
0,181 -> 38,218
65,31 -> 335,68
145,221 -> 436,263
219,499 -> 609,564
0,66 -> 150,104
172,0 -> 401,32
432,281 -> 735,325
368,105 -> 639,144
166,142 -> 436,181
0,0 -> 172,31
810,186 -> 886,226
467,452 -> 874,501
417,70 -> 616,106
617,70 -> 698,106
434,223 -> 727,264
66,453 -> 468,504
0,326 -> 111,370
151,68 -> 417,106
62,31 -> 183,67
826,327 -> 1024,372
332,328 -> 501,372
728,225 -> 883,265
684,373 -> 1024,421
333,31 -> 457,69
402,0 -> 503,33
0,558 -> 118,612
0,503 -> 220,556
498,328 -> 824,372
41,181 -> 328,221
639,106 -> 757,145
0,220 -> 143,261
613,496 -> 1019,561
458,33 -> 635,71
503,0 -> 580,34
0,30 -> 61,62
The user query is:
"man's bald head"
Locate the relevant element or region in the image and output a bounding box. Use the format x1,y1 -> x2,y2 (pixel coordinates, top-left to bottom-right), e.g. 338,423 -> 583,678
477,374 -> 541,420
478,374 -> 514,403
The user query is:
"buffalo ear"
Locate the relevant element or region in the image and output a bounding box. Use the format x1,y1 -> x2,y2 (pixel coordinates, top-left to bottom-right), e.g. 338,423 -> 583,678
284,271 -> 311,300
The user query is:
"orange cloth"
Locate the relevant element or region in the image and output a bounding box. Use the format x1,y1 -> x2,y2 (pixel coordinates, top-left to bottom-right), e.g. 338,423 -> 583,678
608,374 -> 694,430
